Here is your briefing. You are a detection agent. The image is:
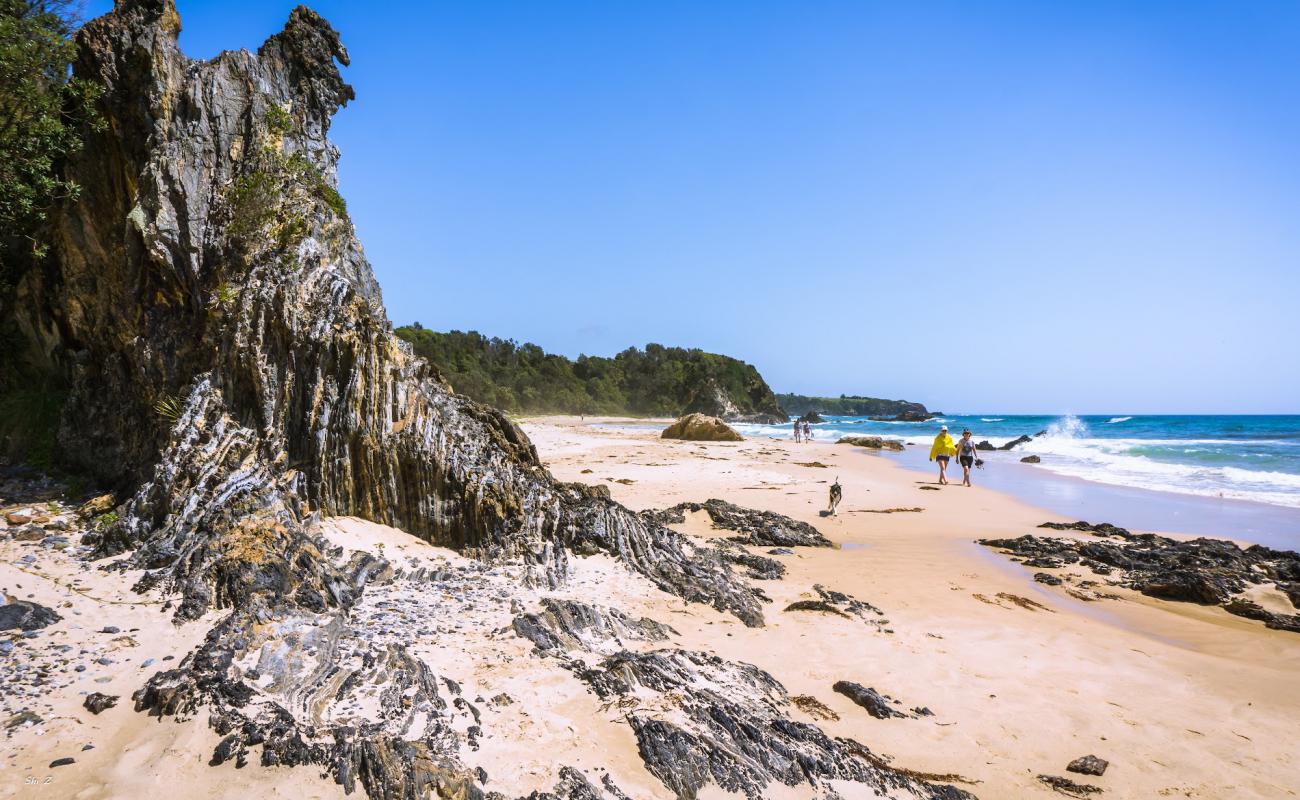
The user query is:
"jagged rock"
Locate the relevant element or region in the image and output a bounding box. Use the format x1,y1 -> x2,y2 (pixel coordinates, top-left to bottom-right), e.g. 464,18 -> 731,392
982,528 -> 1300,632
644,499 -> 830,547
513,598 -> 674,654
797,412 -> 823,423
1039,521 -> 1132,538
975,440 -> 996,451
512,604 -> 968,799
785,600 -> 851,618
83,693 -> 118,714
999,435 -> 1034,451
2,3 -> 984,799
76,494 -> 115,519
1034,572 -> 1064,586
1038,774 -> 1103,796
1067,755 -> 1109,776
0,601 -> 61,632
1020,455 -> 1041,463
832,681 -> 907,719
837,435 -> 905,451
660,414 -> 743,442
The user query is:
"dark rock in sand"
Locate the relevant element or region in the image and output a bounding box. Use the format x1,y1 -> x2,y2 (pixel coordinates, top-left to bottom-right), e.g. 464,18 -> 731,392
660,414 -> 744,442
1039,521 -> 1133,538
975,440 -> 996,451
83,693 -> 119,714
1034,572 -> 1064,586
514,604 -> 969,799
1020,455 -> 1041,463
837,435 -> 905,452
50,757 -> 75,768
1067,755 -> 1109,776
982,526 -> 1300,633
785,600 -> 851,619
999,435 -> 1034,451
1038,773 -> 1103,796
644,499 -> 831,547
0,601 -> 61,632
832,681 -> 907,719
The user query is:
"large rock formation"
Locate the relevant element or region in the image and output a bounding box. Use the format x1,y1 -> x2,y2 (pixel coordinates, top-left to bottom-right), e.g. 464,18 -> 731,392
4,3 -> 977,798
660,413 -> 743,442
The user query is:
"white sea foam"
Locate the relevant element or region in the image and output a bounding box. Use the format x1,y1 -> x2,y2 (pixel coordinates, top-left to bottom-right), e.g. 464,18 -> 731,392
1105,416 -> 1133,424
1016,422 -> 1300,509
980,417 -> 1005,422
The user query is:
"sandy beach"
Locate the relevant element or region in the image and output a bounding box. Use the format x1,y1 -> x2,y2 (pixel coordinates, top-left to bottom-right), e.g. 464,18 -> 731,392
2,416 -> 1297,799
515,416 -> 1300,798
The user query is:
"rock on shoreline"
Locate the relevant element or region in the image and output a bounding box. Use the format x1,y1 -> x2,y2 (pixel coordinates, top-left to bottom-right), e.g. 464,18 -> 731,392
661,413 -> 744,442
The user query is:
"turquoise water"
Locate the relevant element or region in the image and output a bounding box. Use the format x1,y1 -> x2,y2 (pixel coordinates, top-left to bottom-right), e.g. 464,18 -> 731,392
733,414 -> 1300,510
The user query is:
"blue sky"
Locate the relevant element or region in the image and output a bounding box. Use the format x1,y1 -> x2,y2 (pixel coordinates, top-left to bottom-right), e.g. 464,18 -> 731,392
88,1 -> 1300,413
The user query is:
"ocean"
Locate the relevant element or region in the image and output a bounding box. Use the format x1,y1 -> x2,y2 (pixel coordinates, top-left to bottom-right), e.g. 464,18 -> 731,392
732,414 -> 1300,511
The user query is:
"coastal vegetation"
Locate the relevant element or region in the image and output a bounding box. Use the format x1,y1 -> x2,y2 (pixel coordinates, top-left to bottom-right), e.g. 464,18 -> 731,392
776,392 -> 931,419
0,0 -> 98,466
395,324 -> 786,420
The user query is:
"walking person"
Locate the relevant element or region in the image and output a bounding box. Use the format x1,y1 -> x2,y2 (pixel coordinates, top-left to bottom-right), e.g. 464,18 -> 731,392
803,420 -> 812,442
928,424 -> 956,484
792,419 -> 802,443
956,428 -> 978,486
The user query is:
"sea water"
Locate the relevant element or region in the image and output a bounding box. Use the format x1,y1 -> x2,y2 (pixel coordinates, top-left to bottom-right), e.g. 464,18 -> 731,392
734,414 -> 1300,511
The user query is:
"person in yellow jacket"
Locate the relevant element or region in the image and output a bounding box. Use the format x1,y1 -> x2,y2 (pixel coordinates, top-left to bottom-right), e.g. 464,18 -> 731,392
928,425 -> 957,484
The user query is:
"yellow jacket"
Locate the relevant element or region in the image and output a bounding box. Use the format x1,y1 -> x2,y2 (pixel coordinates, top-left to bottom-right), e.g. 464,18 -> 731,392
929,432 -> 956,460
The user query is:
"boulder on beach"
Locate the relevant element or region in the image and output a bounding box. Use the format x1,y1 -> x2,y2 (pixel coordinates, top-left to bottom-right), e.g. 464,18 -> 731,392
660,414 -> 743,442
837,436 -> 905,452
1067,755 -> 1109,776
1020,455 -> 1041,463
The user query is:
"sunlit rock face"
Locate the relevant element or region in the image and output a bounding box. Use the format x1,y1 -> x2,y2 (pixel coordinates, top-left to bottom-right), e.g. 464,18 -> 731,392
13,2 -> 976,797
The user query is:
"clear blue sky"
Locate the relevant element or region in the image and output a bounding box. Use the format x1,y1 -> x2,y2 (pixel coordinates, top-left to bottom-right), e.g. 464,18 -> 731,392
88,1 -> 1300,414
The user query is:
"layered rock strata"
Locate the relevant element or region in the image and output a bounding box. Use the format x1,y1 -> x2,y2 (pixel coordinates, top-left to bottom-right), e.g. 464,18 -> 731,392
8,2 -> 979,797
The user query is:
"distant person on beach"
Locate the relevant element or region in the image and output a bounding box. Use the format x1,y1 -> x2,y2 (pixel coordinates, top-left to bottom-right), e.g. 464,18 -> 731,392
803,420 -> 812,441
827,477 -> 842,515
928,425 -> 956,484
792,419 -> 801,443
957,428 -> 977,486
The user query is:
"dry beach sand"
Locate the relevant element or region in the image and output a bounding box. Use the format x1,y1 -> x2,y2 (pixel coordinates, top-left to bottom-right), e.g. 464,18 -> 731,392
0,416 -> 1296,799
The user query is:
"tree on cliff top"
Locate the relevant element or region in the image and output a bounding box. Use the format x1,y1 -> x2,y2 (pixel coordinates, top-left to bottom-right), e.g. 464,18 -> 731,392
0,0 -> 100,262
0,0 -> 101,460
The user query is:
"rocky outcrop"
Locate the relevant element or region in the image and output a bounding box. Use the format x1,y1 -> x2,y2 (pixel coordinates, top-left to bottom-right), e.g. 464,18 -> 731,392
981,524 -> 1300,632
833,681 -> 909,719
0,4 -> 977,797
684,374 -> 787,424
1020,455 -> 1041,463
0,601 -> 61,632
514,599 -> 972,800
645,498 -> 831,547
1066,755 -> 1108,777
838,435 -> 905,452
660,413 -> 743,442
